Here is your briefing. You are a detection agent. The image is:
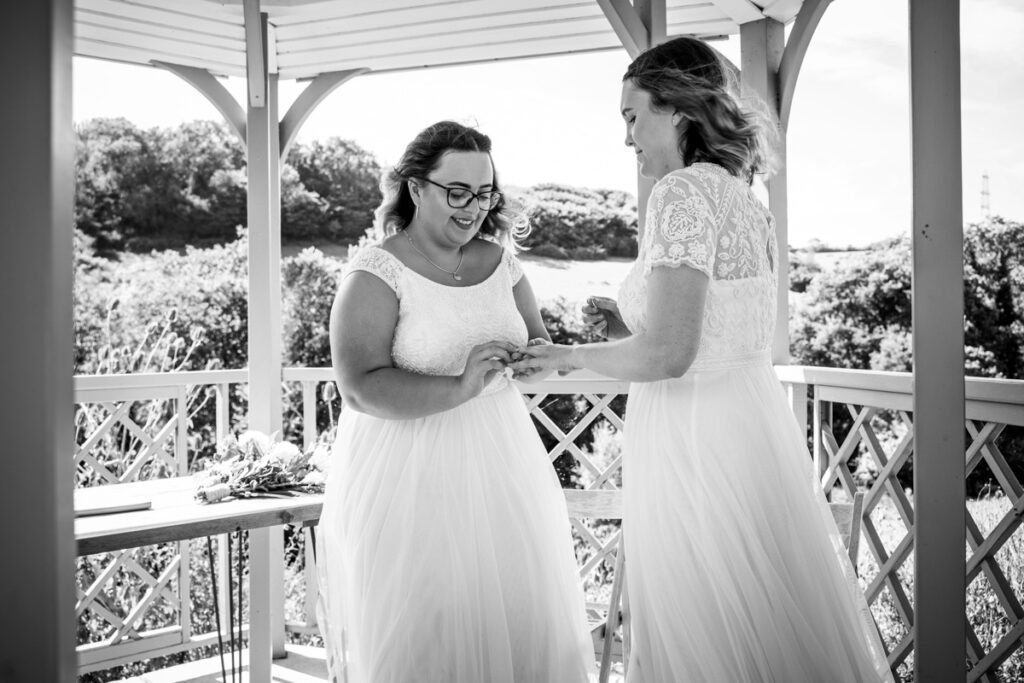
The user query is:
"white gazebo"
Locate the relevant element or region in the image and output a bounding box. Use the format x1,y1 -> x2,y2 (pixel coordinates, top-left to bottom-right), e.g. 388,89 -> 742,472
2,1 -> 983,681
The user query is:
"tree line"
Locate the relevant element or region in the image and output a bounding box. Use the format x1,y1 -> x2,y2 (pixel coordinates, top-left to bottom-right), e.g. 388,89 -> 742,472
74,118 -> 638,258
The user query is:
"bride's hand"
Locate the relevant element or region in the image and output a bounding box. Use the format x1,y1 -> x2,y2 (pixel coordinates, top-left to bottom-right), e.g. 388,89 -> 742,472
511,338 -> 555,383
459,341 -> 515,399
509,341 -> 581,377
582,298 -> 609,338
586,296 -> 631,340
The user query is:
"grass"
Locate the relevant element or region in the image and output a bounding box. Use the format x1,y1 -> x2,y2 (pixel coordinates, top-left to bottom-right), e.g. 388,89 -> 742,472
863,494 -> 1023,681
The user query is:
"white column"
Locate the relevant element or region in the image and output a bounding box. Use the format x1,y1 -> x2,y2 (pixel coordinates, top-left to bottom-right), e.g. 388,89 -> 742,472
909,1 -> 966,680
0,0 -> 76,680
245,4 -> 286,679
740,19 -> 788,365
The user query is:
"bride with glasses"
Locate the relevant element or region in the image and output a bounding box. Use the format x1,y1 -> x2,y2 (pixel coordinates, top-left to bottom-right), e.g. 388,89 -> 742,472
316,120 -> 593,683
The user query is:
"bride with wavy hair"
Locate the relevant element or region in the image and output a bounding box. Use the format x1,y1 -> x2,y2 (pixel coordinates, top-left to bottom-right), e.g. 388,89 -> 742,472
513,36 -> 893,682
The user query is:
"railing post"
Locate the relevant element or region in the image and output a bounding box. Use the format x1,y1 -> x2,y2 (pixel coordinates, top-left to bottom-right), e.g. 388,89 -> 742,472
786,381 -> 809,451
813,395 -> 830,493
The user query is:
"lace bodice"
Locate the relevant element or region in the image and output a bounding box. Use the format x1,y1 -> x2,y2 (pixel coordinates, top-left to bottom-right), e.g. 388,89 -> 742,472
344,243 -> 528,392
618,163 -> 778,369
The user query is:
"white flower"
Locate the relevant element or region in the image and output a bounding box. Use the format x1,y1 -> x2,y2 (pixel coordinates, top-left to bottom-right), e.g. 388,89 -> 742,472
238,430 -> 272,459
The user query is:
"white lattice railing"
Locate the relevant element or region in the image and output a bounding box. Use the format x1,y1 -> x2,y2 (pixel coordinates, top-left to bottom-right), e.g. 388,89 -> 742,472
74,366 -> 1024,681
776,366 -> 1024,682
74,369 -> 247,673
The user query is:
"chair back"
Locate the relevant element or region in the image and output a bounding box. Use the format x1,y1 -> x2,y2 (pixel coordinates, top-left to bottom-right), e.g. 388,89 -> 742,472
829,490 -> 865,571
565,489 -> 626,683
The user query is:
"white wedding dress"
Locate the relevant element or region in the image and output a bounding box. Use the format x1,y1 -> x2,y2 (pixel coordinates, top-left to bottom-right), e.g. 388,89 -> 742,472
617,163 -> 894,682
316,244 -> 593,683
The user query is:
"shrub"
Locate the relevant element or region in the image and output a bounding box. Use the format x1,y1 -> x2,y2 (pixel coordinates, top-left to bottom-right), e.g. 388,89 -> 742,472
514,183 -> 637,259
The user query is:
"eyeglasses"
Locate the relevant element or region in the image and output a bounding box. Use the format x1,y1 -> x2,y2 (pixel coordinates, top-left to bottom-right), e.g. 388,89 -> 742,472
418,177 -> 503,211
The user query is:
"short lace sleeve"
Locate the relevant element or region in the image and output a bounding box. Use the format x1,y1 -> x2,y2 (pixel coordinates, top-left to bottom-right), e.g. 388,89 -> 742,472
644,170 -> 717,278
503,248 -> 524,285
345,245 -> 402,294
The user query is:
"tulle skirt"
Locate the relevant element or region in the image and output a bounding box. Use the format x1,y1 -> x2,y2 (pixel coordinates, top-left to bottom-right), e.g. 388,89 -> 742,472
317,381 -> 594,683
623,358 -> 893,683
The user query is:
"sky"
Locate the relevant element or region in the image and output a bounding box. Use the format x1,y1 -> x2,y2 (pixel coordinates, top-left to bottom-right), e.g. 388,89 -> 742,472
72,0 -> 1024,248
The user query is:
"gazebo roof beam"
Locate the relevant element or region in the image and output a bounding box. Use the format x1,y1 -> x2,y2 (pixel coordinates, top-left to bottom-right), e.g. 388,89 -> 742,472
151,61 -> 247,144
280,68 -> 368,157
778,0 -> 831,130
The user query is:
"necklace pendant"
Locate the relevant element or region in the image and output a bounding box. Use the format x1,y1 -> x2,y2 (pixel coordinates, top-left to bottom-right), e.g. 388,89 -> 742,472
453,273 -> 462,281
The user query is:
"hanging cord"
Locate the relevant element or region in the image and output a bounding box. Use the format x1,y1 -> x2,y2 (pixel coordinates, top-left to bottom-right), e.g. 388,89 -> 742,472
237,528 -> 245,678
206,536 -> 228,683
227,531 -> 237,682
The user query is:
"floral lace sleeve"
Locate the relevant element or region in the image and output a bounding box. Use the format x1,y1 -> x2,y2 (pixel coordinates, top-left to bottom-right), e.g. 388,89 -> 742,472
346,245 -> 402,295
644,171 -> 717,278
503,248 -> 524,285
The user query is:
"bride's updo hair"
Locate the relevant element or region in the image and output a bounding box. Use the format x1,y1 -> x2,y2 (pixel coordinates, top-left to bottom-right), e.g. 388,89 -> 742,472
373,121 -> 528,246
624,36 -> 777,181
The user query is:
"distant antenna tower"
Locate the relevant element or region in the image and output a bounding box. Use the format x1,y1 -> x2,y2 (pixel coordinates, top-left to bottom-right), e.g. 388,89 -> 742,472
981,171 -> 991,217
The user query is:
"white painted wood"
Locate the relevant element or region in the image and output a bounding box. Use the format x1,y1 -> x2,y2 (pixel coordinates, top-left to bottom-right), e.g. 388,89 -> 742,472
597,0 -> 649,58
280,68 -> 367,157
266,21 -> 279,74
74,11 -> 244,51
786,380 -> 808,442
152,61 -> 247,144
282,366 -> 334,381
76,0 -> 242,37
277,26 -> 625,71
1,2 -> 76,680
243,7 -> 286,675
69,0 -> 789,80
124,0 -> 242,22
639,0 -> 668,45
76,23 -> 243,65
740,19 -> 788,365
244,0 -> 267,107
777,0 -> 830,130
711,0 -> 766,24
758,0 -> 804,23
74,369 -> 248,391
909,0 -> 966,679
274,4 -> 610,45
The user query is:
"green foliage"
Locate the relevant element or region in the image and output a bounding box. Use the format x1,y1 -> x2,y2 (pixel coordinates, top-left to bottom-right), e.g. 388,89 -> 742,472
791,221 -> 1024,378
515,183 -> 638,259
74,119 -> 383,251
790,220 -> 1024,495
286,137 -> 384,241
282,247 -> 344,368
788,252 -> 822,293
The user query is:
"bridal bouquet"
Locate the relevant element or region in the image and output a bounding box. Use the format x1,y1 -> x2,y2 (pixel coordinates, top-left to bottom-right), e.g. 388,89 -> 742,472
195,430 -> 328,503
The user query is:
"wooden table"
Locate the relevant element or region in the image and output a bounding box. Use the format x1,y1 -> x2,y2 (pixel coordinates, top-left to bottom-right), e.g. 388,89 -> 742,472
75,477 -> 324,556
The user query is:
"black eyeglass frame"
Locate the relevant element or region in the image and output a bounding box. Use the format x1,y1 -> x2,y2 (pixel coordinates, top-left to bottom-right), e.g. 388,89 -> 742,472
416,177 -> 504,211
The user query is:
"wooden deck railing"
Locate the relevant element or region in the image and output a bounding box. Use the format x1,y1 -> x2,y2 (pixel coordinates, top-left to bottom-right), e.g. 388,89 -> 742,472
73,366 -> 1024,681
776,366 -> 1024,682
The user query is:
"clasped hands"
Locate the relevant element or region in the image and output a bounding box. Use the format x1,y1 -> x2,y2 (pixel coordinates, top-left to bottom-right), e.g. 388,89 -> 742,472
461,339 -> 576,394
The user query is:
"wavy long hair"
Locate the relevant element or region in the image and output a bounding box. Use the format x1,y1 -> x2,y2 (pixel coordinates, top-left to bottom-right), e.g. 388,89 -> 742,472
624,36 -> 778,181
373,121 -> 528,246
